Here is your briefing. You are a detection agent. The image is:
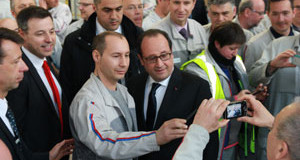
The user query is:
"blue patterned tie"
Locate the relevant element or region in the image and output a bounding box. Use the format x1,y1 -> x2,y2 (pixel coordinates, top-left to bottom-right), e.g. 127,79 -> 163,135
6,107 -> 22,151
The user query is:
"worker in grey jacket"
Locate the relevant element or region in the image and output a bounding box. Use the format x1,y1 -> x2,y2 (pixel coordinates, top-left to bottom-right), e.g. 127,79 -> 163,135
69,31 -> 188,160
249,34 -> 300,160
243,0 -> 298,72
151,0 -> 208,68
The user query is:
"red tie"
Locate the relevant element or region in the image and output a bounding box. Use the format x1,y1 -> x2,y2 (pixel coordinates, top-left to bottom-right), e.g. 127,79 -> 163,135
42,60 -> 63,138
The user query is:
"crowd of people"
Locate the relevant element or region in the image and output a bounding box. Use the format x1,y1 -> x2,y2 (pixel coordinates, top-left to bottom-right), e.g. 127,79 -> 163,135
0,0 -> 299,160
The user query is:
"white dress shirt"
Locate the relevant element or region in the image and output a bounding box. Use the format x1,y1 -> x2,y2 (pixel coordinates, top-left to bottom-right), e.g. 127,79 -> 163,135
22,47 -> 62,116
0,98 -> 15,136
143,75 -> 171,124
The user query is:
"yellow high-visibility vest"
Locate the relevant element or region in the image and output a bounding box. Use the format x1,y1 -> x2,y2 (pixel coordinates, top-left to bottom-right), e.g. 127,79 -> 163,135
181,50 -> 255,155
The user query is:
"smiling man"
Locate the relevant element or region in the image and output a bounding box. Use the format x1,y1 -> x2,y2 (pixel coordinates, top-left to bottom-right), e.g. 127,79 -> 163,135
151,0 -> 208,68
6,7 -> 72,158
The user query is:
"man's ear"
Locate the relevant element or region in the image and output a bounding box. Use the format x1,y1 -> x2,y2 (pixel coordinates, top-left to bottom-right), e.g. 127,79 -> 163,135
92,50 -> 101,63
233,6 -> 237,17
137,54 -> 144,66
245,8 -> 251,17
19,29 -> 25,38
276,141 -> 289,160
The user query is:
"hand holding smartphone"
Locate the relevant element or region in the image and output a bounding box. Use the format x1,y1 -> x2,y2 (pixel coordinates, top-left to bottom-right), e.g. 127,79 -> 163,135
292,54 -> 300,66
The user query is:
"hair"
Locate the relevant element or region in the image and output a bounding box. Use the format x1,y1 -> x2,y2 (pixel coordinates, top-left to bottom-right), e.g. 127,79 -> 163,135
267,0 -> 293,12
207,0 -> 235,9
92,31 -> 125,55
0,28 -> 24,64
238,0 -> 253,13
16,6 -> 52,33
276,103 -> 300,160
209,21 -> 246,47
137,29 -> 172,56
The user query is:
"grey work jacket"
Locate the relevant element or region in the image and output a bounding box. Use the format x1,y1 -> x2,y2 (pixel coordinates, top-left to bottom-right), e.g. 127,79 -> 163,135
69,74 -> 159,160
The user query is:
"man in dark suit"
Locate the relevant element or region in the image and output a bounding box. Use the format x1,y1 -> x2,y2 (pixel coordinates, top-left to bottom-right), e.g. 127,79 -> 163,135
6,6 -> 71,155
60,0 -> 144,103
127,29 -> 219,160
0,28 -> 73,160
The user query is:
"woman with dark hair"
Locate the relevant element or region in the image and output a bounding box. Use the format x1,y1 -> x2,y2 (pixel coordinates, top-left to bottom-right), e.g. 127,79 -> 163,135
182,21 -> 266,160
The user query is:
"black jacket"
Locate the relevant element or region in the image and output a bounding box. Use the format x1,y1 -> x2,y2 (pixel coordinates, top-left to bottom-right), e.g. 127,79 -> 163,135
59,12 -> 144,103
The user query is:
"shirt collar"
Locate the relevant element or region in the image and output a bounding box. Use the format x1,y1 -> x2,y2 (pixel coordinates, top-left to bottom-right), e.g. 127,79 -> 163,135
174,21 -> 188,33
95,18 -> 122,35
0,98 -> 8,118
270,26 -> 294,39
147,68 -> 173,87
22,46 -> 46,69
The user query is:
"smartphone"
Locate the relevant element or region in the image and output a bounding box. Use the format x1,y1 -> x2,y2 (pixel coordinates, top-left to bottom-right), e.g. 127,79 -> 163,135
223,101 -> 247,119
251,88 -> 264,95
292,54 -> 300,66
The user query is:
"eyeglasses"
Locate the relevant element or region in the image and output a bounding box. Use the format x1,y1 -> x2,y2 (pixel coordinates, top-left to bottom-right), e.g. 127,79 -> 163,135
250,8 -> 265,16
125,4 -> 144,11
76,2 -> 93,7
143,52 -> 172,64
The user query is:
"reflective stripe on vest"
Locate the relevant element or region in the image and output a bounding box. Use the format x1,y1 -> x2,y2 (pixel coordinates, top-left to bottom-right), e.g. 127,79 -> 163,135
181,50 -> 225,99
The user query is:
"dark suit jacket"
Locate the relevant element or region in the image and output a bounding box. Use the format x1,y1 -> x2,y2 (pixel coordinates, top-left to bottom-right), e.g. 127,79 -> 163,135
192,0 -> 208,25
0,115 -> 48,160
127,67 -> 219,160
6,52 -> 71,153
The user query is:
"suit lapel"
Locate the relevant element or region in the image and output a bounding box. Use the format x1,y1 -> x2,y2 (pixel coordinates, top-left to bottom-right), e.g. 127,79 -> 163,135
134,73 -> 148,131
154,68 -> 182,130
0,118 -> 23,160
22,53 -> 59,118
